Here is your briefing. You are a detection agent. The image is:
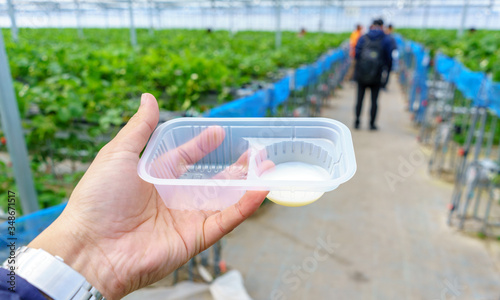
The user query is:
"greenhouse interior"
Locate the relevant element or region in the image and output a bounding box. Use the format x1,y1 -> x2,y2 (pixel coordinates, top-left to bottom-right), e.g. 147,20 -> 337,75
1,0 -> 500,299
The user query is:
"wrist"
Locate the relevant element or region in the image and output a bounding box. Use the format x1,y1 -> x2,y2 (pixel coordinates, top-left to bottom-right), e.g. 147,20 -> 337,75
4,246 -> 104,300
27,214 -> 120,299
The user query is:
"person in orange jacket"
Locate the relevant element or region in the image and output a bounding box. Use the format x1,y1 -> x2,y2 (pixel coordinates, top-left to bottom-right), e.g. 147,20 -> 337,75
345,24 -> 363,81
350,24 -> 363,58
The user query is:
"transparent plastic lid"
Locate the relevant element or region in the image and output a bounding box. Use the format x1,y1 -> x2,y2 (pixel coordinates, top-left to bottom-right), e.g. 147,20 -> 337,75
138,118 -> 356,210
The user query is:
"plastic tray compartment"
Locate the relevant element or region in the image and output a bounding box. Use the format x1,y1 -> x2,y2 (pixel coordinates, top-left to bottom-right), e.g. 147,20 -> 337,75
138,118 -> 356,210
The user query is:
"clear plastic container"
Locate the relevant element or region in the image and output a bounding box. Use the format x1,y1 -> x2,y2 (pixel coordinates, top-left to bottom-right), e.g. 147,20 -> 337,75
137,118 -> 356,210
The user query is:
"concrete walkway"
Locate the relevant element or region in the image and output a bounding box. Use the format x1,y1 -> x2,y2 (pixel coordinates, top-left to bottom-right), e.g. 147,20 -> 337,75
223,79 -> 500,300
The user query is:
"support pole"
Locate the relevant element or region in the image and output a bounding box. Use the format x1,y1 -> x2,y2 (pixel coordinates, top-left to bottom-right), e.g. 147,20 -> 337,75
458,0 -> 470,37
229,1 -> 235,34
128,0 -> 137,47
246,3 -> 251,30
422,0 -> 430,30
407,0 -> 413,28
486,0 -> 495,29
338,0 -> 344,32
0,30 -> 39,214
485,115 -> 496,157
6,0 -> 18,43
202,3 -> 207,28
275,0 -> 282,49
157,6 -> 162,29
335,0 -> 342,33
57,6 -> 62,29
211,0 -> 216,30
75,0 -> 83,38
294,1 -> 299,32
148,0 -> 154,36
318,0 -> 325,32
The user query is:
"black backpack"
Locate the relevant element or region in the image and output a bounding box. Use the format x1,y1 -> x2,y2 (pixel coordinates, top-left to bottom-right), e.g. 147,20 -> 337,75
356,35 -> 384,85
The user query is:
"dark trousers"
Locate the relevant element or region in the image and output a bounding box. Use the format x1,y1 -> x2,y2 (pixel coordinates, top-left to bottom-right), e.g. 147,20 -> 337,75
355,82 -> 381,126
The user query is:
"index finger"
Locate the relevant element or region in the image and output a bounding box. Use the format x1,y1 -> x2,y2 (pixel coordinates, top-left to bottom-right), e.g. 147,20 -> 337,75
171,125 -> 226,166
152,126 -> 226,178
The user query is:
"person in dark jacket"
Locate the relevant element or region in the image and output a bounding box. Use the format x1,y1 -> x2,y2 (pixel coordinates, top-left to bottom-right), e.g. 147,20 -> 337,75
354,19 -> 394,130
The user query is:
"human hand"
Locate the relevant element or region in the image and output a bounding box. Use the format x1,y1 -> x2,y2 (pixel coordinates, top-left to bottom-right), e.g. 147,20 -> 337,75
28,93 -> 269,299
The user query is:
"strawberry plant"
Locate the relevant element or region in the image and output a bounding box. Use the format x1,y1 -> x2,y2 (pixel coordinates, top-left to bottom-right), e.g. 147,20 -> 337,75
398,29 -> 500,81
0,28 -> 349,211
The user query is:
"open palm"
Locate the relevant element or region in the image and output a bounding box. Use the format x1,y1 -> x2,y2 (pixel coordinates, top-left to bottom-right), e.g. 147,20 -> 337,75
29,94 -> 269,299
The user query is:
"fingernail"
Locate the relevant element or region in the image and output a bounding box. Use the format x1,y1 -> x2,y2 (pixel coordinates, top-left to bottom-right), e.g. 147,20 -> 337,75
141,93 -> 149,106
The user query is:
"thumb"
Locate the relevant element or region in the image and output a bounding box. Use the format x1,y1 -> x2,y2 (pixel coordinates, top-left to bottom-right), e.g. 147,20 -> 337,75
110,93 -> 159,155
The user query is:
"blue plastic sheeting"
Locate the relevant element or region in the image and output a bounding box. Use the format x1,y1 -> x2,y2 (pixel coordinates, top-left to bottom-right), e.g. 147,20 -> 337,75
271,76 -> 291,109
488,82 -> 500,116
333,50 -> 345,63
448,61 -> 464,84
322,55 -> 332,72
435,53 -> 489,107
435,54 -> 456,82
205,46 -> 349,118
455,67 -> 486,105
0,202 -> 67,260
205,89 -> 270,117
323,49 -> 344,73
410,42 -> 424,62
316,57 -> 327,75
415,50 -> 430,122
314,60 -> 323,78
402,41 -> 414,71
397,37 -> 408,86
308,62 -> 320,85
394,34 -> 405,49
295,66 -> 310,90
402,37 -> 500,116
396,37 -> 430,123
293,50 -> 344,90
408,42 -> 421,105
406,40 -> 429,115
